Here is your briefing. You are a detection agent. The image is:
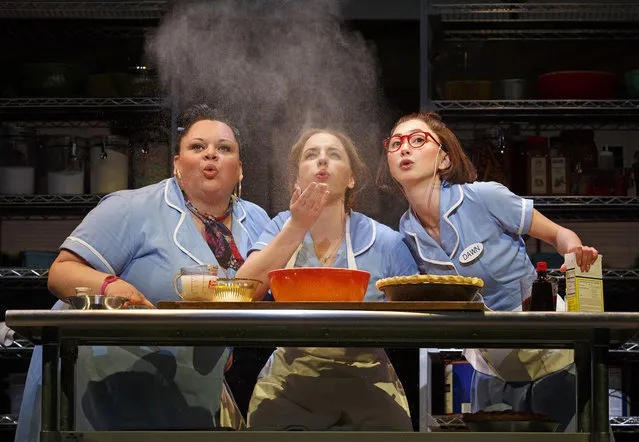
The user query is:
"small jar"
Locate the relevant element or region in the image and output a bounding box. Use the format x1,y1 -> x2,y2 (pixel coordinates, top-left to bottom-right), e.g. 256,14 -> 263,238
74,287 -> 93,296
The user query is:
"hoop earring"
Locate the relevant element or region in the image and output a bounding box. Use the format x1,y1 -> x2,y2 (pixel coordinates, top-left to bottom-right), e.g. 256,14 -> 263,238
233,180 -> 242,199
175,169 -> 182,180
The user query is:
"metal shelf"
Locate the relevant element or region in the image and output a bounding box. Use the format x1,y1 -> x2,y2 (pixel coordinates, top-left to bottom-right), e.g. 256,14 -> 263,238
8,120 -> 114,128
443,28 -> 639,41
531,196 -> 639,208
448,121 -> 639,131
0,268 -> 50,290
0,194 -> 103,219
434,2 -> 639,23
0,97 -> 164,110
547,269 -> 639,281
431,415 -> 467,430
0,1 -> 169,19
617,340 -> 639,353
0,414 -> 18,428
433,100 -> 639,117
434,415 -> 639,431
546,269 -> 639,298
529,196 -> 639,221
2,23 -> 151,39
0,338 -> 34,358
610,416 -> 639,429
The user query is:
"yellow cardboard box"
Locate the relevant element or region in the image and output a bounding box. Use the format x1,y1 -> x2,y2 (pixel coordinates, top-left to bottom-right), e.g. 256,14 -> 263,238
565,253 -> 604,312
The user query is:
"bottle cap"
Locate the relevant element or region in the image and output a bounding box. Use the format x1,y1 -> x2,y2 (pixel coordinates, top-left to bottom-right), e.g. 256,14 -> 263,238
536,261 -> 547,271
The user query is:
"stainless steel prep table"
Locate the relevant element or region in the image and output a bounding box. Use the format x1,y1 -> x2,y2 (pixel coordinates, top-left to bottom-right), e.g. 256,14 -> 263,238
6,308 -> 639,442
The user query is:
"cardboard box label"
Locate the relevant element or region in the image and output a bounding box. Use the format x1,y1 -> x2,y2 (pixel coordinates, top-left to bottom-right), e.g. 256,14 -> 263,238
565,253 -> 604,312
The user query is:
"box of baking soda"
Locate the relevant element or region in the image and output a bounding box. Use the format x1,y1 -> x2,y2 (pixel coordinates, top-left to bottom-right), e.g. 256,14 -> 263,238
564,253 -> 604,312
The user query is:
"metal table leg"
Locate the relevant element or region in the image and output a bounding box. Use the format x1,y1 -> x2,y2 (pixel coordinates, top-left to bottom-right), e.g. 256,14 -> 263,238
575,343 -> 592,433
592,330 -> 610,442
60,339 -> 78,431
41,343 -> 60,435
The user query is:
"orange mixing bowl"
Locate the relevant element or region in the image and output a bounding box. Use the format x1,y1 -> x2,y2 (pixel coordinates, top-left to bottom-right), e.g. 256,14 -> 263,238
267,267 -> 370,302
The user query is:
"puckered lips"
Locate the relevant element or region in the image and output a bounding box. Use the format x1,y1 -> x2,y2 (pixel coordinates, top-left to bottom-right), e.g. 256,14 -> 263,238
315,169 -> 330,181
202,163 -> 218,179
399,158 -> 414,170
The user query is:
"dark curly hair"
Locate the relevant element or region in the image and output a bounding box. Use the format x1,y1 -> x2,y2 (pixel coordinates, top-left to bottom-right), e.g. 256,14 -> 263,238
175,103 -> 241,154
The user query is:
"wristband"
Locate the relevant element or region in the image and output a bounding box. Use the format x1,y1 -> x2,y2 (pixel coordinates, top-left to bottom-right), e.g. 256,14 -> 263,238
100,275 -> 121,296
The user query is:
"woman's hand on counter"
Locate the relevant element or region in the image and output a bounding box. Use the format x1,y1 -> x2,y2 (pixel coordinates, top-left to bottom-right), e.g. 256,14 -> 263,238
104,279 -> 154,307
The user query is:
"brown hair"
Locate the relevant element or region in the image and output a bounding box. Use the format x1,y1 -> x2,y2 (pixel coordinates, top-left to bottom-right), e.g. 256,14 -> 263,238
289,128 -> 369,212
376,111 -> 477,194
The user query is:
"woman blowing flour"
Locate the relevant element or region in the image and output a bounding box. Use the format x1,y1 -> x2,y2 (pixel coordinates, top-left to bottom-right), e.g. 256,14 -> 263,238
15,104 -> 270,440
237,128 -> 418,430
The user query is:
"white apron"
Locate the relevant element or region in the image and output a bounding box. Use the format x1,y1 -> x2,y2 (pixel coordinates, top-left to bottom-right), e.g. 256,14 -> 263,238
464,295 -> 573,383
15,301 -> 242,442
247,217 -> 413,431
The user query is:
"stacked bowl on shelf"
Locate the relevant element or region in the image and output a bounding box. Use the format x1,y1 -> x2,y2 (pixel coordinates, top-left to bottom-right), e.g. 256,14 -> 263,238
440,70 -> 639,100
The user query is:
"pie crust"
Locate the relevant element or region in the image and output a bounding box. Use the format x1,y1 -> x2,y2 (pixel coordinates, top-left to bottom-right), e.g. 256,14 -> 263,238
376,274 -> 484,290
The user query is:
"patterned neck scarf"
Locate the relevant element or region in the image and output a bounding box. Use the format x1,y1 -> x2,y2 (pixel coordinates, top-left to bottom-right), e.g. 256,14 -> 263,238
184,194 -> 245,271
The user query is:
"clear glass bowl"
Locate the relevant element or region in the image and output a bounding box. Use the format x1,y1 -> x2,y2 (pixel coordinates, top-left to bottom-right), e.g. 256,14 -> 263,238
213,278 -> 261,302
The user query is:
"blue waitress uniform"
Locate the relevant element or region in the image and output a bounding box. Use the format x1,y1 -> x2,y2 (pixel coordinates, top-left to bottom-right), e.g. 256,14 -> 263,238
400,181 -> 575,429
15,178 -> 270,441
247,211 -> 418,430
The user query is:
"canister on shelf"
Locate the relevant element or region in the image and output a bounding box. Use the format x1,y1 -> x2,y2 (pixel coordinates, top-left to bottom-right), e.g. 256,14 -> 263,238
46,135 -> 87,194
0,125 -> 37,195
89,135 -> 130,194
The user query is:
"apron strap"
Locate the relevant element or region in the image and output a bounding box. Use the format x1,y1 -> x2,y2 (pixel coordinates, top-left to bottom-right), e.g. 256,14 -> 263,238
285,215 -> 356,270
345,215 -> 357,270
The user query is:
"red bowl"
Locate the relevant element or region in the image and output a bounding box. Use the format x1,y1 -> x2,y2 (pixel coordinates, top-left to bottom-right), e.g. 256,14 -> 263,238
537,71 -> 617,99
267,267 -> 370,302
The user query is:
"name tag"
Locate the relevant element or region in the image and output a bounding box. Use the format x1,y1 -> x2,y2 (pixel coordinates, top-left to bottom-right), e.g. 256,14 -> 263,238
459,242 -> 484,265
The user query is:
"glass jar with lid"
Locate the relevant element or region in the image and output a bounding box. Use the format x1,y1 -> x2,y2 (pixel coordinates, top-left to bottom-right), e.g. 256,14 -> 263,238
0,125 -> 37,194
89,135 -> 130,194
74,287 -> 93,296
45,135 -> 87,194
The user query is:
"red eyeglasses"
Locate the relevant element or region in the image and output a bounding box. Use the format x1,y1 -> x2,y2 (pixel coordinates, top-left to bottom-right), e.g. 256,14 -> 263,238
383,130 -> 441,153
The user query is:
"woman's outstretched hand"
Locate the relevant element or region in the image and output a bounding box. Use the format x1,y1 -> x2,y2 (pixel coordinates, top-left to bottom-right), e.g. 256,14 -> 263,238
289,182 -> 329,230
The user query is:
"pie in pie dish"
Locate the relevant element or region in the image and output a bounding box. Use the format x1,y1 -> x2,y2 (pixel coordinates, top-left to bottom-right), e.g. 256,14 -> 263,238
376,274 -> 484,291
375,274 -> 484,302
